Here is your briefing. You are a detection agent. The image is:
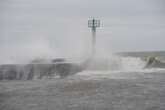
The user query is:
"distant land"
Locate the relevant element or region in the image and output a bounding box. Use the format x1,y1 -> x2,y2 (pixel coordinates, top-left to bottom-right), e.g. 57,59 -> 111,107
116,51 -> 165,58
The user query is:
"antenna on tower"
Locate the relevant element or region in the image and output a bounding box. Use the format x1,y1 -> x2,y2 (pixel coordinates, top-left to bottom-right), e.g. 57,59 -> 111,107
88,18 -> 100,57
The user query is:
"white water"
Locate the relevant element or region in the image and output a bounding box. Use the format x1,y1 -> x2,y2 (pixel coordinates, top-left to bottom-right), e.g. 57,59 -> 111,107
86,55 -> 146,72
77,56 -> 165,80
119,57 -> 146,71
74,52 -> 165,80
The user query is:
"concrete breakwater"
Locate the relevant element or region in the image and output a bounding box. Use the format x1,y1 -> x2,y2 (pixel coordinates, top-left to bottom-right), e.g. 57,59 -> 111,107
1,56 -> 165,80
0,63 -> 83,80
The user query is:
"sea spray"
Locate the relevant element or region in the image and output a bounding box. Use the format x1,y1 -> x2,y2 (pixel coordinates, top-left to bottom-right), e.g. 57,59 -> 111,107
85,54 -> 146,71
119,56 -> 146,71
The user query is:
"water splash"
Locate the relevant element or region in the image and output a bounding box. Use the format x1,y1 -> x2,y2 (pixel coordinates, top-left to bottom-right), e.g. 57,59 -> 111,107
86,54 -> 146,72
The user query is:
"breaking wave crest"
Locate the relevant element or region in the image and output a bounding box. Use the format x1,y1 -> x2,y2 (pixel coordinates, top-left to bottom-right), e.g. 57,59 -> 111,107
86,56 -> 146,72
119,57 -> 146,71
77,56 -> 165,79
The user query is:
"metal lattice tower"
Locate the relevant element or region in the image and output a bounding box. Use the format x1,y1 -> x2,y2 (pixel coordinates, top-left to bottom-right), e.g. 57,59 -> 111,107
88,18 -> 100,57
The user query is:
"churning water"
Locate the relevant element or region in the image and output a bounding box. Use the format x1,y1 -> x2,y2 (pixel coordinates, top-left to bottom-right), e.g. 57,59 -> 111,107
76,53 -> 165,80
86,55 -> 146,71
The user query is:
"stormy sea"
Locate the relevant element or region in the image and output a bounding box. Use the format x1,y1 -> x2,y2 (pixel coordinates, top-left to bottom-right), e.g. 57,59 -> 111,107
0,51 -> 165,110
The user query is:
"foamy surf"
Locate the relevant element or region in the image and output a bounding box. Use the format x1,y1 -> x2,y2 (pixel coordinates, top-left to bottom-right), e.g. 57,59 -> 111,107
76,68 -> 165,80
75,56 -> 165,80
86,56 -> 146,71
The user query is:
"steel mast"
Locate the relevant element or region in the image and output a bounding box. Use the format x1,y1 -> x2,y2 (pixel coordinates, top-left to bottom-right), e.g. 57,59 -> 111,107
88,18 -> 100,57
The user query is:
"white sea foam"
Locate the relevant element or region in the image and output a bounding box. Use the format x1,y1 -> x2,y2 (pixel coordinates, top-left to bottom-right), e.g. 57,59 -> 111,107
77,53 -> 165,80
86,55 -> 146,71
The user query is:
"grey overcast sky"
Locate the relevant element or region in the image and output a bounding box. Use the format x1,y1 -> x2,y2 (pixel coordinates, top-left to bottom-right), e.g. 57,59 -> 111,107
0,0 -> 165,63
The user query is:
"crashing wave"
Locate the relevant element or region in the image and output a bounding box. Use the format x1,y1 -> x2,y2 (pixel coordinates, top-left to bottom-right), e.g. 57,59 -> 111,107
145,57 -> 165,68
0,56 -> 165,80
